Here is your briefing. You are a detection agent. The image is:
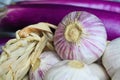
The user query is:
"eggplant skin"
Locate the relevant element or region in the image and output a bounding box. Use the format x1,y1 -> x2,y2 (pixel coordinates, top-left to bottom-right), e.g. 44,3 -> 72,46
18,0 -> 120,13
0,4 -> 120,40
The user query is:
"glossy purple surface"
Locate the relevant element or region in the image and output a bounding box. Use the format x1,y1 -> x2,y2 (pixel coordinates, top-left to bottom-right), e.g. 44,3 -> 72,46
17,0 -> 120,13
0,3 -> 119,40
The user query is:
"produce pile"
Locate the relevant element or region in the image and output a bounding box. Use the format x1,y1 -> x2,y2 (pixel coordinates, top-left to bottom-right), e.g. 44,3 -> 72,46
0,11 -> 119,80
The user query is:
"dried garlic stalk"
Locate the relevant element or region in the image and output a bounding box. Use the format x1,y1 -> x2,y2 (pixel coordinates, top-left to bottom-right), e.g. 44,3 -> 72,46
0,22 -> 57,80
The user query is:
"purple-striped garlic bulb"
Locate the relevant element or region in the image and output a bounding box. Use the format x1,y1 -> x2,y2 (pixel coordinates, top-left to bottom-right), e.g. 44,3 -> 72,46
29,51 -> 61,80
54,11 -> 107,64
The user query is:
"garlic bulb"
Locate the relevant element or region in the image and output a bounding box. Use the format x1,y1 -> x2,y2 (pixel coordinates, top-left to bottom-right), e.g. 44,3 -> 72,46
44,60 -> 100,80
102,38 -> 120,77
89,63 -> 109,80
112,68 -> 120,80
29,51 -> 61,80
54,11 -> 107,64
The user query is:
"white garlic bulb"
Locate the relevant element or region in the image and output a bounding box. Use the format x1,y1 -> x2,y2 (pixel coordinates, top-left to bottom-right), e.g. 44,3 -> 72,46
54,11 -> 107,64
89,63 -> 109,80
29,51 -> 61,80
44,60 -> 100,80
112,68 -> 120,80
102,38 -> 120,77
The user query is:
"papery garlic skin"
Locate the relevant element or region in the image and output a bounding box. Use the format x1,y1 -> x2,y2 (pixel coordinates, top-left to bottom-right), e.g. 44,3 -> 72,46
102,38 -> 120,77
44,60 -> 100,80
112,68 -> 120,80
54,11 -> 107,64
89,63 -> 109,80
29,51 -> 61,80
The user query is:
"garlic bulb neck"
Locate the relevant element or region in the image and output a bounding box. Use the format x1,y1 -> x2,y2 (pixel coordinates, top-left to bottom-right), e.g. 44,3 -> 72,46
19,27 -> 41,38
64,23 -> 82,43
68,60 -> 84,69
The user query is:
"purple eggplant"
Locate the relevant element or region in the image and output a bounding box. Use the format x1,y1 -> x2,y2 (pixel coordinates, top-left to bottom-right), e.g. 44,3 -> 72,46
0,3 -> 120,40
17,0 -> 120,13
